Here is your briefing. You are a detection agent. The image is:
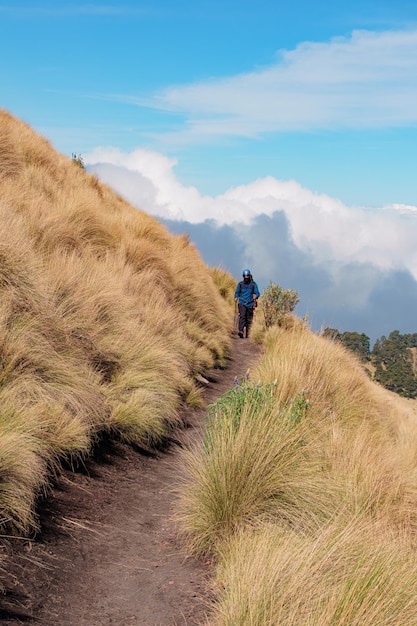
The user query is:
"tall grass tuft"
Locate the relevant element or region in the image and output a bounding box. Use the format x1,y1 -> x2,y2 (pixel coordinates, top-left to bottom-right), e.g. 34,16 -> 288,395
177,380 -> 338,555
212,518 -> 417,625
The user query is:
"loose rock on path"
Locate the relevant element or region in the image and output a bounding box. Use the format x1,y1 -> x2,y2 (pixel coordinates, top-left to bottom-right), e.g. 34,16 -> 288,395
2,335 -> 261,626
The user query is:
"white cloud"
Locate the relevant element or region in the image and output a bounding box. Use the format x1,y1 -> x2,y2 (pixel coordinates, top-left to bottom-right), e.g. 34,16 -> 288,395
85,146 -> 417,282
123,28 -> 417,142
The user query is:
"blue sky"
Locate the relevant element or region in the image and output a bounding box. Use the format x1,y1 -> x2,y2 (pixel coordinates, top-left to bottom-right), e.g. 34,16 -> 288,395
2,1 -> 417,342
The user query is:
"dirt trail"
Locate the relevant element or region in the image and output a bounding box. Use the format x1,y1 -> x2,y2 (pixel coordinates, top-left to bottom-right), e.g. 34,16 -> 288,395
2,335 -> 261,626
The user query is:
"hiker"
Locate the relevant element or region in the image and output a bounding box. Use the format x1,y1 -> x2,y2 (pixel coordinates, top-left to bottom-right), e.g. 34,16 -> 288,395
234,269 -> 260,338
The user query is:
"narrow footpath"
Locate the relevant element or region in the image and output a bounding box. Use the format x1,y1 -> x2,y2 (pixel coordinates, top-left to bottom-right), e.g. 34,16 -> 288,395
2,335 -> 261,626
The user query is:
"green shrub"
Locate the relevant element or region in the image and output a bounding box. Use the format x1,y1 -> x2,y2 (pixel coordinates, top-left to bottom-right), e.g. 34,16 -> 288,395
261,282 -> 299,329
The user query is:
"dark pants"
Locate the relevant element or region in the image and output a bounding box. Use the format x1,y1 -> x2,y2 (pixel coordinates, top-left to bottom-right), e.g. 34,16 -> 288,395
238,303 -> 254,336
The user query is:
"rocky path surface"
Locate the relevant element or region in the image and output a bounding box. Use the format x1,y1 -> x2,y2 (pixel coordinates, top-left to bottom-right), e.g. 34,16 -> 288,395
2,335 -> 261,626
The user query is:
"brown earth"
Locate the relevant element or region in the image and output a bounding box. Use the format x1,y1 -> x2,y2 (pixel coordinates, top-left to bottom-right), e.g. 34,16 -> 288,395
1,335 -> 261,626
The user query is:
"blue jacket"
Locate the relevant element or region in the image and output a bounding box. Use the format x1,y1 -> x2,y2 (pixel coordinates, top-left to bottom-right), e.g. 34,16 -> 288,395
234,279 -> 260,308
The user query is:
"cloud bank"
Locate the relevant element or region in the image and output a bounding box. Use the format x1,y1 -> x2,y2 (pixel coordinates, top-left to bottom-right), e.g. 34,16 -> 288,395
85,147 -> 417,343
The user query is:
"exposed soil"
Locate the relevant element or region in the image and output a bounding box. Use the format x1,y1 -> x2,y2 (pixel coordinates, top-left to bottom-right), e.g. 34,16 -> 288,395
1,335 -> 261,626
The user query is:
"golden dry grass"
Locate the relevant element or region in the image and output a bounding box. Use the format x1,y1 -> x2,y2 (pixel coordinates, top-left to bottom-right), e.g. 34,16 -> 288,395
0,108 -> 233,536
177,321 -> 417,625
212,517 -> 417,625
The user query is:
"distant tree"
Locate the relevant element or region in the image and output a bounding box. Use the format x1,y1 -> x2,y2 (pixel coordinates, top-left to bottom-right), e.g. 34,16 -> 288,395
322,327 -> 341,342
322,328 -> 370,362
371,331 -> 417,398
395,331 -> 417,349
406,333 -> 417,348
341,332 -> 370,362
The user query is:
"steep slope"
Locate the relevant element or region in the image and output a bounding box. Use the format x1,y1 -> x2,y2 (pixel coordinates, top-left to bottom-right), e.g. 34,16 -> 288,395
0,109 -> 233,541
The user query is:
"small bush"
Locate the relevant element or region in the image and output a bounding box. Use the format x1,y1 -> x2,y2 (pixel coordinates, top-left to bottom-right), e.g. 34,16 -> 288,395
261,282 -> 299,329
71,153 -> 85,170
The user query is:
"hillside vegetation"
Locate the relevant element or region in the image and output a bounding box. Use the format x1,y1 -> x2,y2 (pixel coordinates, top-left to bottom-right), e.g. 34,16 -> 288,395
323,327 -> 417,398
4,107 -> 417,624
177,314 -> 417,624
0,108 -> 234,541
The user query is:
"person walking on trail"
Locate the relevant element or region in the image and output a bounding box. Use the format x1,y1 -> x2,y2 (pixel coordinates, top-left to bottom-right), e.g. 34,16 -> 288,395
234,269 -> 260,338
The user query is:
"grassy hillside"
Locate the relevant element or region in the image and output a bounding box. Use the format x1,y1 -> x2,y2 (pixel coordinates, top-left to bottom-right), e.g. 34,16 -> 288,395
0,108 -> 234,538
177,315 -> 417,624
6,106 -> 417,623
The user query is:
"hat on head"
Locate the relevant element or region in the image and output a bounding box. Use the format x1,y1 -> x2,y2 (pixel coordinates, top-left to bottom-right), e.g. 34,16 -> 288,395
242,269 -> 251,276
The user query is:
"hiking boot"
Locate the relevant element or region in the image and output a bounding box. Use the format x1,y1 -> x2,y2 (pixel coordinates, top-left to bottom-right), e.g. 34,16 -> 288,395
238,332 -> 244,338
